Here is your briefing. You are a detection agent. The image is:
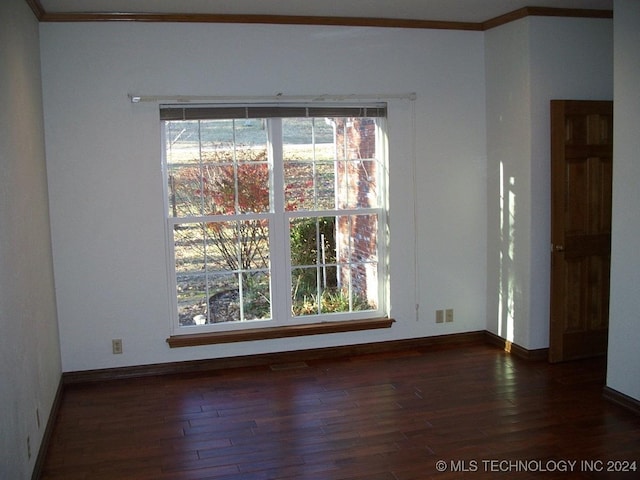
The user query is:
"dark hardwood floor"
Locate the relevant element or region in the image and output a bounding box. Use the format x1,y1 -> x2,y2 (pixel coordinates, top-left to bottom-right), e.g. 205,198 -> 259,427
40,342 -> 640,479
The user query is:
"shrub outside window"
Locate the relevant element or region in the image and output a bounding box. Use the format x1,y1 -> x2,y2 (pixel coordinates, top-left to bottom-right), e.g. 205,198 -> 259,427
161,104 -> 388,333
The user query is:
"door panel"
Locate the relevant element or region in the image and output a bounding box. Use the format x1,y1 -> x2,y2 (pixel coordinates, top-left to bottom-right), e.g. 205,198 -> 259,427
549,100 -> 613,363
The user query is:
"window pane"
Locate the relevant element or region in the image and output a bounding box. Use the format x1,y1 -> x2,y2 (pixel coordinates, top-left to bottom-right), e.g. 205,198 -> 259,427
333,117 -> 380,210
174,224 -> 205,273
205,220 -> 270,271
200,164 -> 235,215
335,118 -> 378,160
283,118 -> 313,148
200,119 -> 234,161
165,120 -> 200,165
237,163 -> 270,213
348,264 -> 378,311
238,219 -> 270,270
290,217 -> 336,267
335,214 -> 379,312
282,118 -> 314,213
208,273 -> 240,323
355,160 -> 379,207
349,214 -> 379,263
168,165 -> 204,217
284,161 -> 338,212
282,117 -> 336,152
316,161 -> 337,210
177,274 -> 207,326
284,162 -> 314,211
337,160 -> 379,209
336,215 -> 379,264
291,267 -> 319,316
243,271 -> 271,320
283,117 -> 339,212
290,216 -> 344,318
319,287 -> 352,315
234,118 -> 267,148
204,221 -> 239,271
292,263 -> 378,317
283,118 -> 379,211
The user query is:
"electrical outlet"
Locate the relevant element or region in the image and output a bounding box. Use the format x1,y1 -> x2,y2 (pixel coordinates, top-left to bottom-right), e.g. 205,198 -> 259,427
436,310 -> 444,324
445,309 -> 454,323
112,339 -> 123,354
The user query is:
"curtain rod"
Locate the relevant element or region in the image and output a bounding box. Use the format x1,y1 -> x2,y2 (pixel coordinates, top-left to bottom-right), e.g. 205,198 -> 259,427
128,93 -> 417,104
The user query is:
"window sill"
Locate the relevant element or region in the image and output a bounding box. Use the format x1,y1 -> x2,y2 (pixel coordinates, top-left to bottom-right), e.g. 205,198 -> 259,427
166,317 -> 395,348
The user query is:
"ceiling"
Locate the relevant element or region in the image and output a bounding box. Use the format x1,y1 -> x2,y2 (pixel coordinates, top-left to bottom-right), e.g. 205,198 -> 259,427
38,0 -> 613,24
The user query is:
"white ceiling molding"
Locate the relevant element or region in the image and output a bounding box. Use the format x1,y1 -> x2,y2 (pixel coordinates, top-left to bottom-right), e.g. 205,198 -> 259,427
33,0 -> 613,26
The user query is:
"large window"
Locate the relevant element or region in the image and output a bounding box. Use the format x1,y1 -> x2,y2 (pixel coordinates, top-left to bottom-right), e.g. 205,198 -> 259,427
161,104 -> 388,333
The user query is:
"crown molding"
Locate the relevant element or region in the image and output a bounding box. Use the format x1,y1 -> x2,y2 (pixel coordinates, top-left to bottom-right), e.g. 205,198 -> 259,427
25,0 -> 45,19
26,1 -> 611,31
37,10 -> 483,30
482,6 -> 612,30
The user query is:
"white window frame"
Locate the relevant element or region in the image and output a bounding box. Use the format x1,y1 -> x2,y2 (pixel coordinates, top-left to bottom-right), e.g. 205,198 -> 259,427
161,104 -> 389,336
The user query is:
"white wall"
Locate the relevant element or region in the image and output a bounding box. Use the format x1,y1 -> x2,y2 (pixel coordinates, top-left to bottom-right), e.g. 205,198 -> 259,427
40,22 -> 488,372
485,18 -> 533,349
485,16 -> 613,350
528,17 -> 613,349
0,0 -> 62,478
607,0 -> 640,401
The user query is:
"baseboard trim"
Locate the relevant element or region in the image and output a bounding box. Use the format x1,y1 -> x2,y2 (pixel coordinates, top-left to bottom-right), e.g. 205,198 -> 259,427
31,378 -> 64,480
62,331 -> 486,384
61,330 -> 557,385
484,330 -> 549,361
603,386 -> 640,416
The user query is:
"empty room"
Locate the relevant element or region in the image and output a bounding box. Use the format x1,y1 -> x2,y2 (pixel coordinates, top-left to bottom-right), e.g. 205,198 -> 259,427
1,0 -> 639,479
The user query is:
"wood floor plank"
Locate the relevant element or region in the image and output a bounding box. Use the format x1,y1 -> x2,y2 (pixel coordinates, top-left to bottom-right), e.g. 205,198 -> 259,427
40,343 -> 640,479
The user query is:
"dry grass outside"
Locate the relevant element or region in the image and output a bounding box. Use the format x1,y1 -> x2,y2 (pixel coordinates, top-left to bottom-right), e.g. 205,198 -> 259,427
166,143 -> 336,164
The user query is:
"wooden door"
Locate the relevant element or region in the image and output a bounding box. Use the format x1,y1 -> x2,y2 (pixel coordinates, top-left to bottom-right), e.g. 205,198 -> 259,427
549,100 -> 613,363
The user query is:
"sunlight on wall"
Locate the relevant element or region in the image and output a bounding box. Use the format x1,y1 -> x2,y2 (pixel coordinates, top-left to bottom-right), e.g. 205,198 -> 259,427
498,161 -> 516,343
